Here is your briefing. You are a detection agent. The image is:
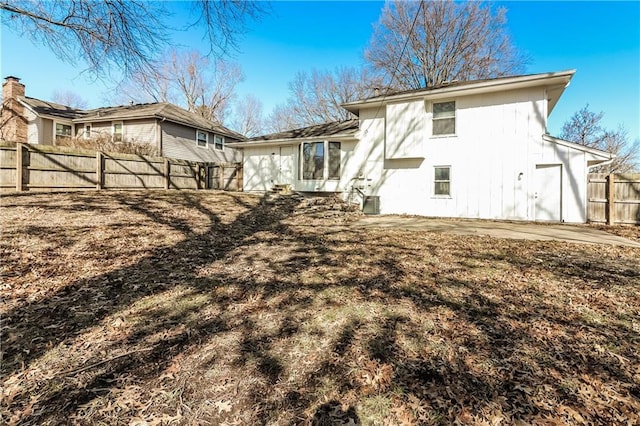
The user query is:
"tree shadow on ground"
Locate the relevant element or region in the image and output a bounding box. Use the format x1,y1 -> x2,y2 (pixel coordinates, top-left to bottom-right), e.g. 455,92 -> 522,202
2,192 -> 639,424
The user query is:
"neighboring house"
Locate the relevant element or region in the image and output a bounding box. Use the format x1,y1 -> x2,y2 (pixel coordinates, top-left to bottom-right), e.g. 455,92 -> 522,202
0,76 -> 243,163
229,70 -> 613,223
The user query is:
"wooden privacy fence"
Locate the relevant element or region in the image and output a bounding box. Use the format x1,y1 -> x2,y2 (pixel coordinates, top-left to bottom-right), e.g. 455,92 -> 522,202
0,143 -> 242,192
588,173 -> 640,225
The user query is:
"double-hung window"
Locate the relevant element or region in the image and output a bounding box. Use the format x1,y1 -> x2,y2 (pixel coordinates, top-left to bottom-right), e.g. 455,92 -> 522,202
196,130 -> 208,147
214,135 -> 224,150
113,122 -> 123,142
301,141 -> 341,180
84,125 -> 92,139
434,166 -> 451,196
55,123 -> 72,141
432,101 -> 455,136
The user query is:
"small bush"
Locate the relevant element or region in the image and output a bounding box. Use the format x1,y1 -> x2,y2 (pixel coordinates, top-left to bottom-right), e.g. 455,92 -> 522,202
56,135 -> 160,157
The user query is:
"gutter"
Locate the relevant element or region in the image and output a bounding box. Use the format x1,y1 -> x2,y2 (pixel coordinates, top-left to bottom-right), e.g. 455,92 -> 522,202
228,133 -> 359,148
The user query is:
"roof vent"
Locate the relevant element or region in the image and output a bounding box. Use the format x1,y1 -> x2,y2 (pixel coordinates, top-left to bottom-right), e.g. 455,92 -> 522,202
129,100 -> 134,106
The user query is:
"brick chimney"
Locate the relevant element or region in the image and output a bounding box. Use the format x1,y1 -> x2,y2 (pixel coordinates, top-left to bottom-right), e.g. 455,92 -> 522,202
1,76 -> 28,143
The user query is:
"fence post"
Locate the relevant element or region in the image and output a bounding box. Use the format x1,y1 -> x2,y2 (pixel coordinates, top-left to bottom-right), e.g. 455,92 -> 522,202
96,151 -> 103,190
219,164 -> 225,190
15,143 -> 23,192
164,158 -> 170,190
607,173 -> 615,226
237,164 -> 242,192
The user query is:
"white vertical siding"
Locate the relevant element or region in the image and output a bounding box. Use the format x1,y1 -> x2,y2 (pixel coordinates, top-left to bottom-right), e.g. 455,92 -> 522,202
385,100 -> 425,159
240,85 -> 597,223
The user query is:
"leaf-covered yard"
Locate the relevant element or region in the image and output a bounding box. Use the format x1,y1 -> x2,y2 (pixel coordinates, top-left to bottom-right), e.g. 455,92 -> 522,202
1,191 -> 639,425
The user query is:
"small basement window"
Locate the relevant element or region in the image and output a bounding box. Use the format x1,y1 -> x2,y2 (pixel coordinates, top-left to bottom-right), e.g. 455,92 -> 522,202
434,166 -> 451,196
433,101 -> 455,136
196,130 -> 208,147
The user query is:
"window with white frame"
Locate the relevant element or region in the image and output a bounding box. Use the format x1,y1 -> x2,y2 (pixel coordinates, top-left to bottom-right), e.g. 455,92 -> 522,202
84,125 -> 91,139
434,166 -> 451,196
214,134 -> 224,150
113,122 -> 123,142
301,141 -> 341,180
196,130 -> 208,147
432,101 -> 455,136
328,142 -> 341,180
55,123 -> 72,141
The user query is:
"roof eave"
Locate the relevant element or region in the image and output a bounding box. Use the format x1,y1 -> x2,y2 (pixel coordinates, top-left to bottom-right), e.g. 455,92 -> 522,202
342,70 -> 576,114
542,134 -> 614,160
228,133 -> 359,148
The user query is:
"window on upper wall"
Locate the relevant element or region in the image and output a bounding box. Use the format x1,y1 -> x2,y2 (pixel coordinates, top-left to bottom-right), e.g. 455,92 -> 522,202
434,166 -> 451,196
84,125 -> 91,139
113,122 -> 123,142
196,130 -> 208,147
432,101 -> 455,136
214,134 -> 224,150
55,123 -> 72,141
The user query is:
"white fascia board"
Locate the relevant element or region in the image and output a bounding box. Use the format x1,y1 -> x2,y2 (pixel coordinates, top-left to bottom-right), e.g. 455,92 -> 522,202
228,133 -> 359,148
343,70 -> 576,114
542,134 -> 614,160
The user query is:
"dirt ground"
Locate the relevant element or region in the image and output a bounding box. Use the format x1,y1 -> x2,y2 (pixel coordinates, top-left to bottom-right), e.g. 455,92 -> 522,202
1,191 -> 639,425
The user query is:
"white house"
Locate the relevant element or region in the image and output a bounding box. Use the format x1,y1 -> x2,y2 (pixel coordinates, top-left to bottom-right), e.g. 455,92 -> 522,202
228,70 -> 613,223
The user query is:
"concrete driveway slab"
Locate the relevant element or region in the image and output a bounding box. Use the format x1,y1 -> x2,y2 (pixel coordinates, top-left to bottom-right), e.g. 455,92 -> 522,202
354,216 -> 640,248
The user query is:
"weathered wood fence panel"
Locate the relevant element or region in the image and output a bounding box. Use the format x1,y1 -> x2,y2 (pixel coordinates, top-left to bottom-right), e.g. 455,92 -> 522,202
207,163 -> 243,191
588,173 -> 640,225
0,143 -> 242,193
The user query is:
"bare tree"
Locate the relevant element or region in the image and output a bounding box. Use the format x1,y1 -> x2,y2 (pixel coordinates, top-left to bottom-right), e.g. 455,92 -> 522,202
51,90 -> 88,109
561,105 -> 639,173
0,1 -> 264,77
265,103 -> 303,134
114,49 -> 243,124
266,67 -> 382,132
366,0 -> 526,90
231,95 -> 265,137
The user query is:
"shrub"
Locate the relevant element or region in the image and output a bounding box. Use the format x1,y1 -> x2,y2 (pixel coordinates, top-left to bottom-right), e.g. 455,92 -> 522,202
55,135 -> 160,156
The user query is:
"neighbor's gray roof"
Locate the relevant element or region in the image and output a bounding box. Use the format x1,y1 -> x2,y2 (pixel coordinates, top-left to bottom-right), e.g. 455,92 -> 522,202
80,102 -> 246,140
249,119 -> 359,142
21,97 -> 245,140
21,97 -> 85,120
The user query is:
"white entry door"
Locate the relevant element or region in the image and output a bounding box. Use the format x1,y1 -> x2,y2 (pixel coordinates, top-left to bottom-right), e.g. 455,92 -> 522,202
279,145 -> 294,184
535,164 -> 562,221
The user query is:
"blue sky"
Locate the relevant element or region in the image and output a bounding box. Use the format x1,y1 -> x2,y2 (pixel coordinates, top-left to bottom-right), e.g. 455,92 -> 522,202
1,1 -> 638,141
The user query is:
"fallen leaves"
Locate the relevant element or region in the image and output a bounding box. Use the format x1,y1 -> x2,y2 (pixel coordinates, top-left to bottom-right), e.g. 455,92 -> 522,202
1,190 -> 638,425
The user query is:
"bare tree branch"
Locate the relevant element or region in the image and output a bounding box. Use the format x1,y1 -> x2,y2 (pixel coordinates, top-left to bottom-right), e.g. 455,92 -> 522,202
0,0 -> 265,78
114,49 -> 243,125
561,104 -> 639,173
267,67 -> 383,132
51,90 -> 88,109
366,1 -> 527,90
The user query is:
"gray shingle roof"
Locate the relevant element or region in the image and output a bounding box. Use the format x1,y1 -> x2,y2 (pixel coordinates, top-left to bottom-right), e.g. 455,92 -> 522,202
21,97 -> 85,120
250,119 -> 359,142
21,97 -> 245,141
